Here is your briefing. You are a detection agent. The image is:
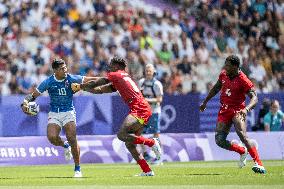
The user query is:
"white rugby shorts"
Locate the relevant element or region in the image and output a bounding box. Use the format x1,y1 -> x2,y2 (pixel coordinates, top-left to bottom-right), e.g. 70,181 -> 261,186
48,110 -> 76,127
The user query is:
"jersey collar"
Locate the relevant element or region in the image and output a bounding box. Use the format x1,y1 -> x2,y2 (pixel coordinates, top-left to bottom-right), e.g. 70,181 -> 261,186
53,74 -> 66,82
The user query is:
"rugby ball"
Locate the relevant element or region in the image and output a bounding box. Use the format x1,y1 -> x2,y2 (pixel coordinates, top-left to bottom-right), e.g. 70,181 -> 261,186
28,102 -> 40,116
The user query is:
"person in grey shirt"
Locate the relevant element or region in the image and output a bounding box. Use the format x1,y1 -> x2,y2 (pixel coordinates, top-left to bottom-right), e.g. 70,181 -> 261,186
138,64 -> 164,164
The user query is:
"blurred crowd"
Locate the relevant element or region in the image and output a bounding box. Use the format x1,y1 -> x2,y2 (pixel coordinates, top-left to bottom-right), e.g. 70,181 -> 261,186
0,0 -> 283,95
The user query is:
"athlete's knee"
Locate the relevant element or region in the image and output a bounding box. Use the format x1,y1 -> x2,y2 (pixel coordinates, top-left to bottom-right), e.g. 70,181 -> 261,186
125,141 -> 135,149
215,132 -> 229,149
66,136 -> 77,146
47,135 -> 59,145
117,131 -> 126,142
238,132 -> 249,144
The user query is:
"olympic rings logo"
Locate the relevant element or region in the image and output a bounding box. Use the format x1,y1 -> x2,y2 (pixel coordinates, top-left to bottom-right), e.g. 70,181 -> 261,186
160,105 -> 176,131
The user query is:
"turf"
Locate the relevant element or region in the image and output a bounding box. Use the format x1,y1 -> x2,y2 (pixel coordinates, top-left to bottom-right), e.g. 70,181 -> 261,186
0,160 -> 283,189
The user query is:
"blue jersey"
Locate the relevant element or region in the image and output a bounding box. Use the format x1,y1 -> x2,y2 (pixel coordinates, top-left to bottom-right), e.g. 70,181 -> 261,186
37,74 -> 84,112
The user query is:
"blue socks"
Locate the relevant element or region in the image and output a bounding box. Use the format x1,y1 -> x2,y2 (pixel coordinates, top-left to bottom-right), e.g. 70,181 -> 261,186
64,141 -> 80,172
64,141 -> 70,148
75,165 -> 81,172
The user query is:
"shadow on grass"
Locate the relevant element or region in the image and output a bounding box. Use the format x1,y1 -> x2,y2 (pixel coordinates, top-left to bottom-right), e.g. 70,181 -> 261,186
0,176 -> 90,179
171,173 -> 222,176
123,173 -> 222,178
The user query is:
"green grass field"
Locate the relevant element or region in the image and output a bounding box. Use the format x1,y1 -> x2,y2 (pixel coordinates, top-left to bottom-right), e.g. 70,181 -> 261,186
0,160 -> 283,189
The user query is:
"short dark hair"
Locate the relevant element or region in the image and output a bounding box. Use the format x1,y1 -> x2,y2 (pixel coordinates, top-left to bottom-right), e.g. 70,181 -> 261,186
52,58 -> 65,69
225,55 -> 240,67
110,56 -> 127,69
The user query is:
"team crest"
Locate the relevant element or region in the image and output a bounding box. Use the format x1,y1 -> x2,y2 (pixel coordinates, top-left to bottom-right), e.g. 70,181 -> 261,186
65,80 -> 69,88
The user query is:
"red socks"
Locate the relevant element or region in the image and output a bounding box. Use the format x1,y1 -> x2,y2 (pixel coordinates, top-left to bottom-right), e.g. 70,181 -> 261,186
229,143 -> 246,154
248,147 -> 263,166
133,136 -> 155,147
137,159 -> 151,173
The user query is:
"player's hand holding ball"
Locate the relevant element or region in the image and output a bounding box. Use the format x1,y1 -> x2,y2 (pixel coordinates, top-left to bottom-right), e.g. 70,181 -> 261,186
21,100 -> 30,115
21,101 -> 39,116
71,83 -> 81,93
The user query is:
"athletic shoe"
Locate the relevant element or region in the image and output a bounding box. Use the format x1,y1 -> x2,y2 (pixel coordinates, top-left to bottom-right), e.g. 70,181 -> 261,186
238,144 -> 248,168
252,163 -> 266,174
135,171 -> 155,177
151,138 -> 162,160
74,171 -> 83,178
64,142 -> 72,161
143,152 -> 151,162
152,158 -> 163,165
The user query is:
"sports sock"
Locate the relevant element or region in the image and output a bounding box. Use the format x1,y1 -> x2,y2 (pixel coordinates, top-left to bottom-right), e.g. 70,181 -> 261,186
64,141 -> 70,148
74,165 -> 81,172
133,136 -> 155,147
137,159 -> 151,173
248,147 -> 263,166
229,143 -> 246,154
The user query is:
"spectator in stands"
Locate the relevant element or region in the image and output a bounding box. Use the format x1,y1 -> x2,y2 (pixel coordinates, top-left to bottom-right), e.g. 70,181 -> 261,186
177,55 -> 191,75
252,98 -> 271,131
172,83 -> 184,95
0,73 -> 10,95
33,47 -> 45,67
196,41 -> 209,64
140,42 -> 157,65
188,82 -> 199,94
160,72 -> 171,93
0,0 -> 283,95
215,30 -> 228,53
264,100 -> 284,131
204,31 -> 221,57
206,82 -> 213,93
157,43 -> 172,64
17,69 -> 33,94
249,59 -> 267,83
238,1 -> 252,37
227,29 -> 239,53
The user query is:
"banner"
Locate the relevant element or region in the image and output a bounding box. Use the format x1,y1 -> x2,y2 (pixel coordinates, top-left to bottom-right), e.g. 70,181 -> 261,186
0,132 -> 283,166
112,94 -> 200,134
0,93 -> 283,136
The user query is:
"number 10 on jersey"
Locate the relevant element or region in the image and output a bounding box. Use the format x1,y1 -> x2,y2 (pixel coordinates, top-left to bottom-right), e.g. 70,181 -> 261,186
58,88 -> 66,95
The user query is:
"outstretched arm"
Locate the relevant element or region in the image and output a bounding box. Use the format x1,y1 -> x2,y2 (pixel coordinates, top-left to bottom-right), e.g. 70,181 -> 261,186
87,83 -> 117,94
71,77 -> 110,93
200,80 -> 222,112
81,77 -> 110,90
82,76 -> 105,84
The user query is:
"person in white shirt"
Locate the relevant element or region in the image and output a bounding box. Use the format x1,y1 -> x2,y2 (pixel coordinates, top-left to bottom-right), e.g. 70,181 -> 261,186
138,64 -> 164,165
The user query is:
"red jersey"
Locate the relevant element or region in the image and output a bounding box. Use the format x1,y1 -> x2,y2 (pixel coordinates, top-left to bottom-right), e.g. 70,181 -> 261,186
107,70 -> 152,123
219,70 -> 254,108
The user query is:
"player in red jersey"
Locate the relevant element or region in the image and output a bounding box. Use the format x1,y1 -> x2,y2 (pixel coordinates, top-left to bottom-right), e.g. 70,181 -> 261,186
200,55 -> 266,174
71,57 -> 162,176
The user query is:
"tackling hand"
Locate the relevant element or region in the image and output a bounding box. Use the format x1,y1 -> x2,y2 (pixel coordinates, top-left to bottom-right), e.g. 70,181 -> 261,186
71,83 -> 81,92
199,102 -> 207,112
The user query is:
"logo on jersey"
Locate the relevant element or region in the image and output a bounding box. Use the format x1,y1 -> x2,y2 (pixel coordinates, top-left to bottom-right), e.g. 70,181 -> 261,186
222,80 -> 225,84
65,80 -> 69,88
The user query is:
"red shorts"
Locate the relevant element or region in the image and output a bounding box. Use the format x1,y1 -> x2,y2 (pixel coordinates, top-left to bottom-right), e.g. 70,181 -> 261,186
217,105 -> 243,124
129,102 -> 152,125
130,109 -> 152,125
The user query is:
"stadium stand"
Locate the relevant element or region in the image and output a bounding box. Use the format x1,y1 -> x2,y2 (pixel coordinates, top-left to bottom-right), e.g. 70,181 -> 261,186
0,0 -> 283,95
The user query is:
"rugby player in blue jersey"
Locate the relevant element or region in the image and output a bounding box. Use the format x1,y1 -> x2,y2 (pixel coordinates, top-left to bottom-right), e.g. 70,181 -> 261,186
21,58 -> 97,177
